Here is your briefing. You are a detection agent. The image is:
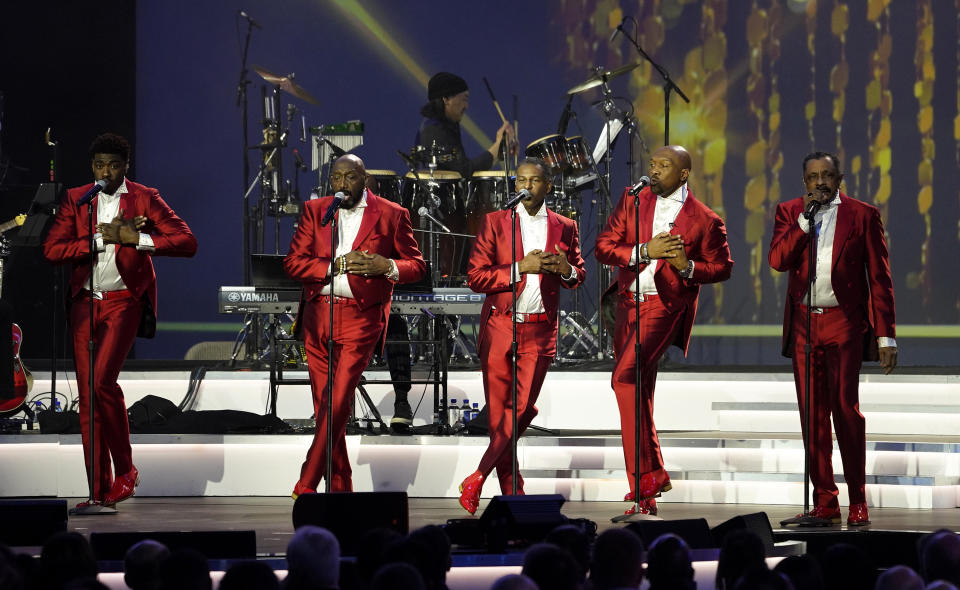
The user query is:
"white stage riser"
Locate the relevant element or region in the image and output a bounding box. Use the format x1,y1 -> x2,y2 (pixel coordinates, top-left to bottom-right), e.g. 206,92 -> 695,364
23,371 -> 960,435
3,436 -> 959,508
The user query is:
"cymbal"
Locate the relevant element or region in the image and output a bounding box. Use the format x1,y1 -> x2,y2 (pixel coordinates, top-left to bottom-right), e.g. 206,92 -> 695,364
252,65 -> 319,105
567,62 -> 641,95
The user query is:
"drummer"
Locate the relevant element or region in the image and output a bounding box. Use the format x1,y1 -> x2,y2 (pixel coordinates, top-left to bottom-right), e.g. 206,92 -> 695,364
415,72 -> 515,178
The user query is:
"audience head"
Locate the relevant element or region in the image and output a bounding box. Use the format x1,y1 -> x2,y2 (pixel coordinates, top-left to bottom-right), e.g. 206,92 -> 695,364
732,568 -> 794,590
545,524 -> 592,581
820,542 -> 875,590
40,531 -> 99,590
218,561 -> 279,590
124,539 -> 170,590
159,548 -> 211,590
407,525 -> 452,589
875,565 -> 924,590
355,528 -> 403,587
773,555 -> 824,590
926,582 -> 959,590
589,528 -> 644,590
920,530 -> 960,586
716,529 -> 767,590
490,573 -> 538,590
522,542 -> 583,590
370,562 -> 425,590
645,533 -> 695,590
285,525 -> 340,590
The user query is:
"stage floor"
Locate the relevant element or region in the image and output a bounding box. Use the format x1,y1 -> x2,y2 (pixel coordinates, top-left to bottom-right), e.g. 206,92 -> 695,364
60,496 -> 960,557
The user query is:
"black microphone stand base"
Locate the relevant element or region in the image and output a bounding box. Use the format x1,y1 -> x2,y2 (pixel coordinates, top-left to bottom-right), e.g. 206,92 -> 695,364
611,509 -> 663,523
779,514 -> 835,527
69,503 -> 118,516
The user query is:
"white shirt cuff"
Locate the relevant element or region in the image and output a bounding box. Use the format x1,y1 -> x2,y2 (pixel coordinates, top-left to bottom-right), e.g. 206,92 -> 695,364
94,233 -> 104,252
137,232 -> 155,252
386,259 -> 400,282
511,262 -> 521,284
878,337 -> 897,349
797,214 -> 812,234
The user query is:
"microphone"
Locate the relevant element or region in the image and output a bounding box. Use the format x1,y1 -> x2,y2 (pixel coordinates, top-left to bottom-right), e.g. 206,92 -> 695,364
77,179 -> 108,206
502,189 -> 532,210
300,114 -> 307,143
803,193 -> 823,220
627,175 -> 651,196
397,150 -> 417,170
418,207 -> 451,233
292,148 -> 306,171
239,10 -> 262,29
321,191 -> 345,227
322,137 -> 346,157
609,16 -> 626,43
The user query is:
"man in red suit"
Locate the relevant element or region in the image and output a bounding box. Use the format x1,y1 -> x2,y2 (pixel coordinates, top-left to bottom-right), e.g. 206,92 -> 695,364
457,157 -> 586,514
769,151 -> 897,526
284,154 -> 425,496
43,133 -> 197,510
596,145 -> 733,515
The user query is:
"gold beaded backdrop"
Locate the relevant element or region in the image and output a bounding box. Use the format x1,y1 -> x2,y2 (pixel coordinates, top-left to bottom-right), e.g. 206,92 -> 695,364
553,0 -> 960,328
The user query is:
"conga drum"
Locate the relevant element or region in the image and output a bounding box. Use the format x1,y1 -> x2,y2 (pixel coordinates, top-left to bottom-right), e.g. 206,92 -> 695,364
402,170 -> 468,285
525,134 -> 569,176
466,170 -> 515,236
564,136 -> 594,176
365,170 -> 402,203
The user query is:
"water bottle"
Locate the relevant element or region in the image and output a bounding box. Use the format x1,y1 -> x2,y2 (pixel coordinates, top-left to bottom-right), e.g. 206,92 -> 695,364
34,400 -> 43,417
448,399 -> 460,427
54,400 -> 62,412
460,399 -> 472,424
471,402 -> 480,423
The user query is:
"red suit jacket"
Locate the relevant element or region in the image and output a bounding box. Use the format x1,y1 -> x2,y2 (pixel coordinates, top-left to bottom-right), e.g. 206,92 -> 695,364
43,180 -> 198,330
283,192 -> 426,331
595,187 -> 733,354
467,208 -> 586,347
768,192 -> 896,361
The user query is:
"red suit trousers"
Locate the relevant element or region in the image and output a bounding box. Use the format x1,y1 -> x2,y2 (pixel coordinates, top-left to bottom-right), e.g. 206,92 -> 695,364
300,298 -> 384,491
477,313 -> 554,490
611,294 -> 684,493
791,304 -> 867,508
70,294 -> 141,500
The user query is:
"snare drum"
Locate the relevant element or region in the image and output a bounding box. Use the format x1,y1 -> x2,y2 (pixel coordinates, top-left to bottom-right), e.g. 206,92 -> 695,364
402,170 -> 469,285
564,136 -> 593,176
466,170 -> 515,236
365,170 -> 402,204
525,134 -> 569,175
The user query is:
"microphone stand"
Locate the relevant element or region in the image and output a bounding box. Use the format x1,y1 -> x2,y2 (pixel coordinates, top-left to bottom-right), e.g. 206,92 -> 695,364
780,200 -> 831,526
612,190 -> 646,522
502,143 -> 520,496
237,14 -> 256,285
616,22 -> 690,145
325,209 -> 338,493
71,195 -> 116,515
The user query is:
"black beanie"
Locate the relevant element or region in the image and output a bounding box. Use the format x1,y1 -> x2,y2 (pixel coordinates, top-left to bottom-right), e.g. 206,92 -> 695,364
427,72 -> 468,100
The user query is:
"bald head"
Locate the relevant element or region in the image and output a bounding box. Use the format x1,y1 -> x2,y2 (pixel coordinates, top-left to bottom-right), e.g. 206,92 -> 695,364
330,154 -> 367,208
648,145 -> 691,196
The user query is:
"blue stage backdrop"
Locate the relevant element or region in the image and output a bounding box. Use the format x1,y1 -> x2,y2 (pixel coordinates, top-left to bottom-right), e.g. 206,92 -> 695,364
134,0 -> 959,364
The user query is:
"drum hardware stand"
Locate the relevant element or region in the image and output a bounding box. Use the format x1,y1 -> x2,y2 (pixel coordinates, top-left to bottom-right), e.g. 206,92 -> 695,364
346,376 -> 389,434
558,310 -> 599,359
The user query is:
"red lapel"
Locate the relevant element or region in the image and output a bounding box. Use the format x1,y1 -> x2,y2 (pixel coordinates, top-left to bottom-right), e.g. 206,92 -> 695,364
351,191 -> 380,249
831,193 -> 853,268
504,209 -> 526,290
545,208 -> 562,253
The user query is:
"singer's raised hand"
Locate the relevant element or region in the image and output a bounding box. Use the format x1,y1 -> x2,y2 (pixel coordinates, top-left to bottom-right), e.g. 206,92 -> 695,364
518,249 -> 546,275
345,250 -> 391,277
646,231 -> 684,259
540,244 -> 573,276
99,213 -> 139,245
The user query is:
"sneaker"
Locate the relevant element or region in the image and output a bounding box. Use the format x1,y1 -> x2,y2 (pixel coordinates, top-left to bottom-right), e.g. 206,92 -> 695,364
391,399 -> 413,432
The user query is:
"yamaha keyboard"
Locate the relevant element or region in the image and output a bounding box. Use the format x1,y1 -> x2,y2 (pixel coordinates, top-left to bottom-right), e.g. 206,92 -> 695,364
218,286 -> 485,315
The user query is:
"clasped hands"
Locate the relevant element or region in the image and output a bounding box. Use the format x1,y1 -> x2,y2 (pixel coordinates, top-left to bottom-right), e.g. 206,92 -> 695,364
335,250 -> 391,277
518,245 -> 572,277
643,231 -> 688,271
97,210 -> 149,245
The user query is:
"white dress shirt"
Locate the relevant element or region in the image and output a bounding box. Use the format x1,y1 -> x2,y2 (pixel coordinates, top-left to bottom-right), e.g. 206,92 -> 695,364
797,191 -> 896,348
322,190 -> 399,298
88,178 -> 155,292
509,203 -> 577,313
629,183 -> 689,293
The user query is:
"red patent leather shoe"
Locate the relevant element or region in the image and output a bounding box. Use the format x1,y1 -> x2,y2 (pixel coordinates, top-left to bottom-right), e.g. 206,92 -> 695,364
638,468 -> 672,500
458,471 -> 485,515
847,502 -> 870,526
499,472 -> 525,495
624,498 -> 658,516
103,467 -> 139,507
291,480 -> 316,499
795,505 -> 841,524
